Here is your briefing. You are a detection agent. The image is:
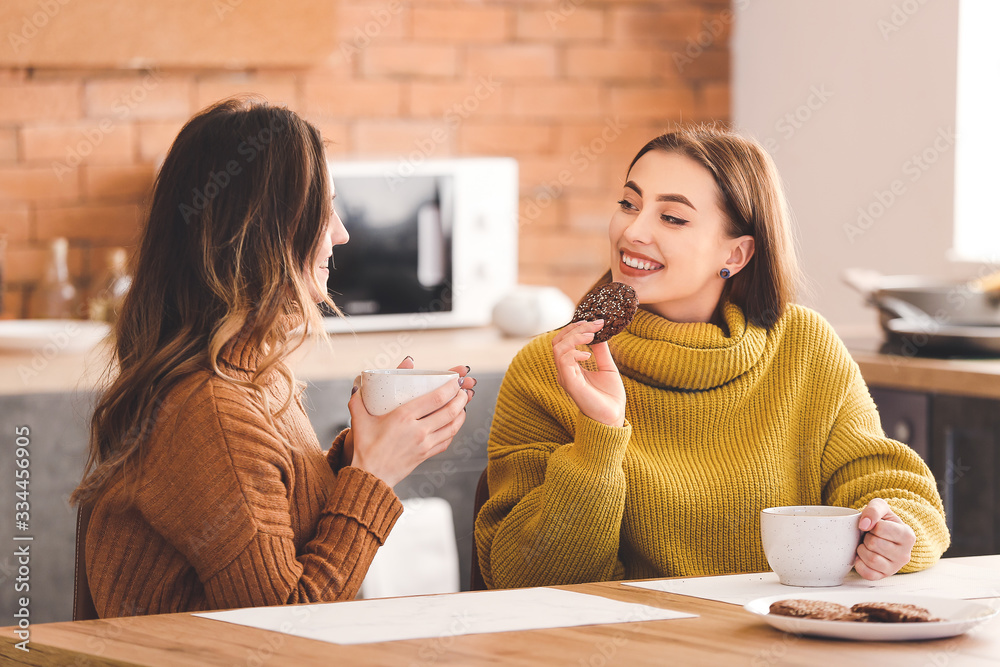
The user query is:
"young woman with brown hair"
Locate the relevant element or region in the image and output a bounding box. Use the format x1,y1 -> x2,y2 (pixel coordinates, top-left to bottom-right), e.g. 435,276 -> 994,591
475,126 -> 949,589
73,98 -> 475,617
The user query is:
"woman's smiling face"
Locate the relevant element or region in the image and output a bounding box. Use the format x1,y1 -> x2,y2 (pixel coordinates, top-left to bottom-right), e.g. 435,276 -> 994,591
609,149 -> 754,324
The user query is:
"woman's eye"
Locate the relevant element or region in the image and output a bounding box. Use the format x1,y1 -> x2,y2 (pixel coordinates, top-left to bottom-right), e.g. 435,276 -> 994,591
617,199 -> 637,211
661,215 -> 688,225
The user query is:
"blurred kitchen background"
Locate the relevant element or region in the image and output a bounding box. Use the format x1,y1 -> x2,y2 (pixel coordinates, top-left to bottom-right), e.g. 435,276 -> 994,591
0,0 -> 728,323
2,0 -> 999,623
1,0 -> 994,329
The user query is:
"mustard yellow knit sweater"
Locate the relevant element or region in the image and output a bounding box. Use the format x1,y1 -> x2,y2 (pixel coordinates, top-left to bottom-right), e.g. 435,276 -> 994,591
475,303 -> 950,589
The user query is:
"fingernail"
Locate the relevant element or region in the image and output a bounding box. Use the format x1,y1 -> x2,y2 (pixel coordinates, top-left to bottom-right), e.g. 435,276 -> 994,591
465,388 -> 475,399
465,365 -> 471,374
404,355 -> 414,363
351,386 -> 358,395
859,518 -> 871,531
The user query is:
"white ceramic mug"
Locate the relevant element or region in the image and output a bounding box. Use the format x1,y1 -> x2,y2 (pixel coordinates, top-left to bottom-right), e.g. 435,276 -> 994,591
361,369 -> 460,416
760,505 -> 863,587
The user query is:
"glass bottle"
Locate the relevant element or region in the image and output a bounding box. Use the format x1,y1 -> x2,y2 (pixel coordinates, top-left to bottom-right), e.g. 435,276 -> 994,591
88,247 -> 131,324
29,237 -> 78,319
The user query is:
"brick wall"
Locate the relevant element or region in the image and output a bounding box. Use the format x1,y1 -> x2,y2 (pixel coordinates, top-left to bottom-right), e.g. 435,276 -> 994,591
0,0 -> 731,318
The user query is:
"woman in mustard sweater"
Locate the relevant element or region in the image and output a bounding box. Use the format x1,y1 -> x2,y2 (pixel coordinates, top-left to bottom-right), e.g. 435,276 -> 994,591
73,98 -> 475,617
476,126 -> 949,589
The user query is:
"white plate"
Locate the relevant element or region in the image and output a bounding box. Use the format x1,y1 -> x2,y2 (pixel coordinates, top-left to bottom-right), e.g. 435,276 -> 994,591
0,320 -> 111,353
744,591 -> 999,641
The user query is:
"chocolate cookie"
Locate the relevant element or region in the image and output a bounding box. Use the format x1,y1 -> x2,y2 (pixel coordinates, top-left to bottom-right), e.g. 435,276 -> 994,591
768,599 -> 854,621
571,282 -> 639,343
849,602 -> 941,623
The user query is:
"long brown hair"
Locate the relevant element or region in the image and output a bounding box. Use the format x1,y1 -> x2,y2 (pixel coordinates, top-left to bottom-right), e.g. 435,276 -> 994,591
591,125 -> 799,330
72,97 -> 337,506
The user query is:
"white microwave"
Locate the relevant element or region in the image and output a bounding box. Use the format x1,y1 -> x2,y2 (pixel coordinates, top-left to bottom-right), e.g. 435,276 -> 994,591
322,158 -> 518,333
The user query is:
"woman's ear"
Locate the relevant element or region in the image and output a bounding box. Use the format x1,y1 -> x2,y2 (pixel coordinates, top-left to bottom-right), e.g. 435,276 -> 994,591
723,235 -> 755,276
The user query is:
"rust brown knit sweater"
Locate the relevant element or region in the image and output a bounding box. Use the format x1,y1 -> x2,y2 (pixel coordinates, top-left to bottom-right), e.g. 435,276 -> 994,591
86,333 -> 402,618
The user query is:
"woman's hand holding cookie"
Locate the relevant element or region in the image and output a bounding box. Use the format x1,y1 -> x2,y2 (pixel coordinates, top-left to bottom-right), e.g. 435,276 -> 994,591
552,319 -> 627,428
854,498 -> 917,580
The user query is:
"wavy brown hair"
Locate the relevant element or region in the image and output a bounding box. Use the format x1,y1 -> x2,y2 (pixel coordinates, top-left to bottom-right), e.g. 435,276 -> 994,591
590,125 -> 800,330
72,97 -> 337,506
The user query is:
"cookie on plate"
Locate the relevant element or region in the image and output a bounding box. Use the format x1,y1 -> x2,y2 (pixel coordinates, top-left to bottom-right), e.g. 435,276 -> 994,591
849,602 -> 941,623
768,599 -> 854,621
571,282 -> 639,343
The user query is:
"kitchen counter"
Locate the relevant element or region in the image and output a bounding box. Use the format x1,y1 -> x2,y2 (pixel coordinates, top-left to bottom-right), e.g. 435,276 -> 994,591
2,326 -> 999,398
0,326 -> 533,396
842,336 -> 1000,401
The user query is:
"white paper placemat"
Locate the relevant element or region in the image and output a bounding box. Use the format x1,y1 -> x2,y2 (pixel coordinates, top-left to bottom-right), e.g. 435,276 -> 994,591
624,558 -> 1000,606
195,587 -> 696,645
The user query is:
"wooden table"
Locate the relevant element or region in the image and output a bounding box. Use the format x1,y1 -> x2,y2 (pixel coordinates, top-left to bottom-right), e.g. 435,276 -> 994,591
3,556 -> 999,666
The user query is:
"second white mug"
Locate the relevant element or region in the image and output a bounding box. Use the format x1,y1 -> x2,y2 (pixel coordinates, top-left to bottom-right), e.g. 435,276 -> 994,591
761,505 -> 862,587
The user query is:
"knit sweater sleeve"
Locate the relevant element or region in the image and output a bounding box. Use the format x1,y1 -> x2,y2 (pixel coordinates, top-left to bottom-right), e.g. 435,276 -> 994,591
475,335 -> 632,589
137,380 -> 402,609
819,339 -> 950,573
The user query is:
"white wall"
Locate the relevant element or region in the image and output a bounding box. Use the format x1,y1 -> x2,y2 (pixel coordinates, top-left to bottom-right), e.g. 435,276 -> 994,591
733,0 -> 961,331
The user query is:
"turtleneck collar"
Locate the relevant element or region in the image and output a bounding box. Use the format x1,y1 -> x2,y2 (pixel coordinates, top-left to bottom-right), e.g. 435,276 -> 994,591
608,301 -> 768,391
219,308 -> 305,374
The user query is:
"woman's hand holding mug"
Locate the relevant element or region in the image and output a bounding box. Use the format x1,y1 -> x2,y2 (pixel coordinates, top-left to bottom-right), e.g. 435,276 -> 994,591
344,357 -> 476,487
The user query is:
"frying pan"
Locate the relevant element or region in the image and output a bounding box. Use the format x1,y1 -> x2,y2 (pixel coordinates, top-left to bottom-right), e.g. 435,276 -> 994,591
842,269 -> 1000,355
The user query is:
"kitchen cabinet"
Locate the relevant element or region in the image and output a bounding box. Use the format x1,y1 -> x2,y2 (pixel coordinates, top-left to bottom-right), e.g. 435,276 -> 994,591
869,387 -> 930,462
929,395 -> 999,558
869,387 -> 1000,558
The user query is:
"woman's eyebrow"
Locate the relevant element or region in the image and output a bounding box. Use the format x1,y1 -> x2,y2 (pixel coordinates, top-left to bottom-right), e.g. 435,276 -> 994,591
624,180 -> 696,210
656,193 -> 696,210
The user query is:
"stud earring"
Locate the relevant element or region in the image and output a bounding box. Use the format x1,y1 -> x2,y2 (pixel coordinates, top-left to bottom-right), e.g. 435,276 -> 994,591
719,268 -> 731,279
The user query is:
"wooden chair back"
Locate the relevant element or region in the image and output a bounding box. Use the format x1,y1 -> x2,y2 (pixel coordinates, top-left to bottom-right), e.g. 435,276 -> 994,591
470,467 -> 489,591
73,502 -> 99,621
